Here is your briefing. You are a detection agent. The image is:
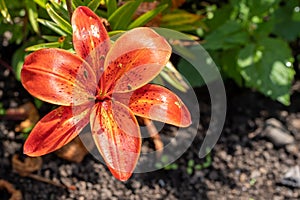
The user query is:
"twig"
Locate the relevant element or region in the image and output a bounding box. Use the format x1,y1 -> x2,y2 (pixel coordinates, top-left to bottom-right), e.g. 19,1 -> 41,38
27,173 -> 68,189
27,174 -> 77,190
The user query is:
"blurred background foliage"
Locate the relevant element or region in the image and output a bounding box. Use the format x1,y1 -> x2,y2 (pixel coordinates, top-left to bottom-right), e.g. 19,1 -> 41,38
0,0 -> 299,105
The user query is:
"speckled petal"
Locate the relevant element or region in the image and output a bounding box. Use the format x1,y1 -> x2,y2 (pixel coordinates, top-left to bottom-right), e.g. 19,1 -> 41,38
101,27 -> 171,93
21,48 -> 97,106
24,103 -> 92,156
115,84 -> 191,127
72,6 -> 110,79
90,101 -> 141,181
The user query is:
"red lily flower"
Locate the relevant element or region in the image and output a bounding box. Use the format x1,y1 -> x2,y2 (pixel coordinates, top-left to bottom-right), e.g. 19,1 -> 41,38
21,6 -> 191,181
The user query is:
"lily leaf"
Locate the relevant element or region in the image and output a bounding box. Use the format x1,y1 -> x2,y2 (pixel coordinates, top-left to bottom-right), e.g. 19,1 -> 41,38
159,61 -> 189,92
25,42 -> 62,52
72,0 -> 85,7
0,0 -> 12,23
46,3 -> 72,35
49,0 -> 70,21
87,0 -> 103,12
128,4 -> 168,29
33,0 -> 47,8
25,0 -> 40,34
108,0 -> 142,30
38,18 -> 69,36
106,0 -> 117,17
161,9 -> 204,31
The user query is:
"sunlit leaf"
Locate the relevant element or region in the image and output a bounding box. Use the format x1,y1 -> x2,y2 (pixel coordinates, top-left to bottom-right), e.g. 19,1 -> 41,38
25,0 -> 40,34
0,0 -> 12,23
49,0 -> 70,21
33,0 -> 47,8
38,18 -> 69,36
46,3 -> 72,35
108,0 -> 142,30
161,9 -> 203,31
237,38 -> 295,105
87,0 -> 102,11
128,4 -> 168,29
159,61 -> 189,92
25,42 -> 62,51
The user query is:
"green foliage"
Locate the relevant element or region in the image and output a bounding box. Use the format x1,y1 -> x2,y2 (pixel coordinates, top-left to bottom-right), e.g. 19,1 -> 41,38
201,0 -> 299,105
108,0 -> 142,30
2,0 -> 298,106
1,0 -> 197,95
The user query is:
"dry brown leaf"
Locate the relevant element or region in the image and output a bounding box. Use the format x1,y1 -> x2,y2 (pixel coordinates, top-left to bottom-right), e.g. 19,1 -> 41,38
0,179 -> 22,200
171,0 -> 186,9
56,136 -> 88,163
4,102 -> 40,132
12,155 -> 42,177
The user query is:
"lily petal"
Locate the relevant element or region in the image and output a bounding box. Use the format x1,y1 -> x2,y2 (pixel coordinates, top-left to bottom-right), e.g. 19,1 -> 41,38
102,27 -> 171,93
72,6 -> 110,79
21,48 -> 97,106
115,84 -> 191,127
90,101 -> 141,181
24,103 -> 92,156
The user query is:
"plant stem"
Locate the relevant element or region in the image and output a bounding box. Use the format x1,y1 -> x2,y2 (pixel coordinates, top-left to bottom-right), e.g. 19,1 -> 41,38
143,118 -> 163,158
66,0 -> 73,20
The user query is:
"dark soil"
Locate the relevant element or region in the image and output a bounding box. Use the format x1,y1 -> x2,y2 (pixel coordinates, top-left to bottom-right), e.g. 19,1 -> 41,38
1,52 -> 300,199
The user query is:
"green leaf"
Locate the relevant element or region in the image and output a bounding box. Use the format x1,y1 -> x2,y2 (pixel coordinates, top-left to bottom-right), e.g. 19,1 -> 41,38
41,35 -> 60,42
108,0 -> 142,30
161,9 -> 203,31
108,30 -> 125,37
273,0 -> 300,41
33,0 -> 47,8
49,0 -> 70,22
87,0 -> 102,12
203,20 -> 249,50
12,40 -> 42,80
247,0 -> 280,17
46,3 -> 72,35
106,0 -> 117,17
159,61 -> 189,92
25,42 -> 62,51
38,18 -> 69,36
128,4 -> 168,29
220,48 -> 243,86
0,0 -> 12,23
25,0 -> 40,34
72,0 -> 85,7
238,38 -> 295,105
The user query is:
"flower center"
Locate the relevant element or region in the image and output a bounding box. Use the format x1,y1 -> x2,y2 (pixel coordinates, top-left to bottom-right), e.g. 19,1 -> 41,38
95,89 -> 111,102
